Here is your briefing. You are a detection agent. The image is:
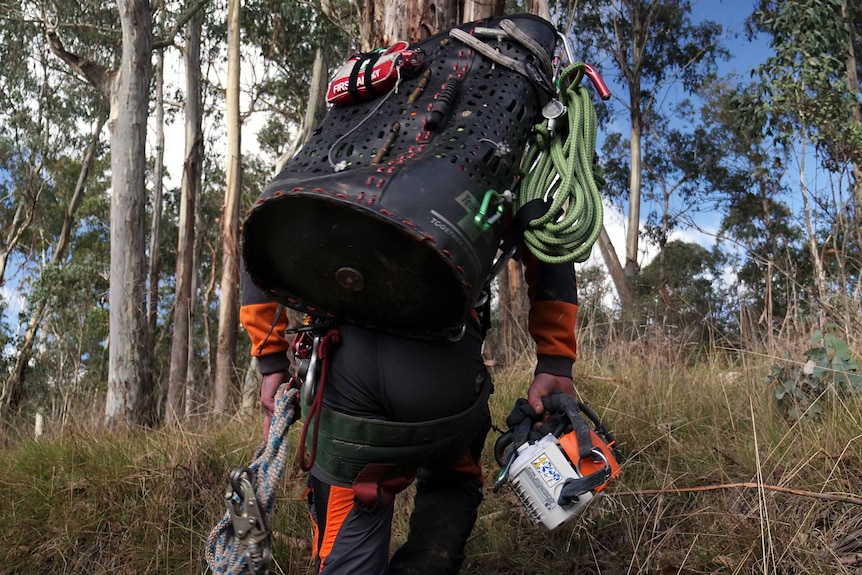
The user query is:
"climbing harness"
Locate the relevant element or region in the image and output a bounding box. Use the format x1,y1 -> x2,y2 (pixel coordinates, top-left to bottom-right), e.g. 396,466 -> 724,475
515,61 -> 609,264
494,393 -> 621,530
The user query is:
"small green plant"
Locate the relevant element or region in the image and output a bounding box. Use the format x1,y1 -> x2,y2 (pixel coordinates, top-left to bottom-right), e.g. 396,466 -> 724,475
770,324 -> 862,419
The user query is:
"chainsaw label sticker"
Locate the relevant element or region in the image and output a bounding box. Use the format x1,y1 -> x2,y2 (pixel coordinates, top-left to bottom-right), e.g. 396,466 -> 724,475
524,468 -> 557,510
531,453 -> 563,487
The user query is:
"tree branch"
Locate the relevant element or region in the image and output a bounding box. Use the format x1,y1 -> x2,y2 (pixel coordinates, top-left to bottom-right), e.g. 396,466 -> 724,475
152,0 -> 210,50
45,28 -> 110,93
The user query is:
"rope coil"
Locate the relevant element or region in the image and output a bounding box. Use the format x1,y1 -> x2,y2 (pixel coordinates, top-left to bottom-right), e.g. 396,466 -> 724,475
517,62 -> 606,263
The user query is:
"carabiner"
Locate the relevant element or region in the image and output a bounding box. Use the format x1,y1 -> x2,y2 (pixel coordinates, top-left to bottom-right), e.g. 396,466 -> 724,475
300,335 -> 322,405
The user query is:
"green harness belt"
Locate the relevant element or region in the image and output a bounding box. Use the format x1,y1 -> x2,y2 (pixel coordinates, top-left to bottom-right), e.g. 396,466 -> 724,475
307,372 -> 492,487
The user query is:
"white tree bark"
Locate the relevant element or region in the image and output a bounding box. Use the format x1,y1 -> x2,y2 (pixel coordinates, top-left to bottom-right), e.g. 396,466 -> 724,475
104,0 -> 154,426
214,0 -> 242,413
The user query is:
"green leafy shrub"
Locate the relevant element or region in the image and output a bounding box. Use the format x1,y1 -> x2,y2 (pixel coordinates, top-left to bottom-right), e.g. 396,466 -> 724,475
770,324 -> 862,419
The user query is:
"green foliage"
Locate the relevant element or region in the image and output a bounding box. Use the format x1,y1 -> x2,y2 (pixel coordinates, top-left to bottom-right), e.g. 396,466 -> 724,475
637,240 -> 726,339
242,0 -> 352,158
751,0 -> 862,171
770,324 -> 862,419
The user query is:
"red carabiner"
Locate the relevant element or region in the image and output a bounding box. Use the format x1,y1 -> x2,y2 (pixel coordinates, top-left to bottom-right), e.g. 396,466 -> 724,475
583,63 -> 611,100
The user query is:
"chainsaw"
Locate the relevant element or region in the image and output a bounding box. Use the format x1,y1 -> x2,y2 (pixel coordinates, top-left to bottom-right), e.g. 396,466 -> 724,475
494,393 -> 621,530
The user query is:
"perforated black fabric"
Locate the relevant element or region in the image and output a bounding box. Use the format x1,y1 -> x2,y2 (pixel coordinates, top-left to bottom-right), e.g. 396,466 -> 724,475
243,14 -> 557,336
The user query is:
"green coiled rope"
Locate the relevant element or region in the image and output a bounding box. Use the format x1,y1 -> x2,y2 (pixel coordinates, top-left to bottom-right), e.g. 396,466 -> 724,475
516,62 -> 606,264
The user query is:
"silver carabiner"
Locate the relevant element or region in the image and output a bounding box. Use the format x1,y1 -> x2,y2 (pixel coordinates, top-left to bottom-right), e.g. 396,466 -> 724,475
300,335 -> 322,405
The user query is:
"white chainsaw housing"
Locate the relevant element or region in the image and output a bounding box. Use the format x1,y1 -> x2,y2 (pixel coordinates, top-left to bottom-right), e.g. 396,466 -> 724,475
507,433 -> 595,530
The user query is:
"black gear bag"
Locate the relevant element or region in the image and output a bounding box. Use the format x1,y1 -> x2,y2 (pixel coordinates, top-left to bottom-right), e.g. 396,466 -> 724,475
242,14 -> 557,336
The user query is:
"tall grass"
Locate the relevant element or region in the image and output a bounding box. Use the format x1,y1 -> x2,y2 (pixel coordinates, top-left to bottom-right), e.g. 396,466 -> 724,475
2,338 -> 861,574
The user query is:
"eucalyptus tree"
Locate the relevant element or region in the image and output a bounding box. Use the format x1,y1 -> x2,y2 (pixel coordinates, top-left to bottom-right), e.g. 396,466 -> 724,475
0,1 -> 110,418
690,76 -> 812,338
46,0 -> 155,425
214,0 -> 240,414
600,96 -> 736,269
166,3 -> 204,422
748,0 -> 862,328
46,0 -> 206,426
242,0 -> 353,162
567,0 -> 727,311
0,1 -> 105,287
3,114 -> 109,419
637,239 -> 723,343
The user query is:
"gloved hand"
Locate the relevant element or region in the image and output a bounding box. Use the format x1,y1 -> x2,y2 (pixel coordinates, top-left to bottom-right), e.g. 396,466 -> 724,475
260,370 -> 290,439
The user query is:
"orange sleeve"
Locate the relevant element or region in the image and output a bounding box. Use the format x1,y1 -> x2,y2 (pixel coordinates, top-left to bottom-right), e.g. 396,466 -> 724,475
521,250 -> 578,376
239,300 -> 291,359
241,268 -> 292,374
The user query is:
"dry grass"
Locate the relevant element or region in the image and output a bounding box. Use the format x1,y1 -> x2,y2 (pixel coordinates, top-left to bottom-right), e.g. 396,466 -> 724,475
1,339 -> 861,574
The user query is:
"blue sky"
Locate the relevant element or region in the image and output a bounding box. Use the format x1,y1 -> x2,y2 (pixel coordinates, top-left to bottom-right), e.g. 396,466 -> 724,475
591,0 -> 773,269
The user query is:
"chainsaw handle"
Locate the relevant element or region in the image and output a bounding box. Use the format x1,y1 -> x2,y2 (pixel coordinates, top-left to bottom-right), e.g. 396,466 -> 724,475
494,429 -> 515,467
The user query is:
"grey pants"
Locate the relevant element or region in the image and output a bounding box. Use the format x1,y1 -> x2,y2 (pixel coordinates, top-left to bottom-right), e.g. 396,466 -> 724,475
307,324 -> 491,574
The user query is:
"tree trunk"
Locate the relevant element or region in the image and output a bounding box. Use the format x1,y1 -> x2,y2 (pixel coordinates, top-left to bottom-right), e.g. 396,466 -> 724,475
1,115 -> 105,418
0,194 -> 37,287
368,0 -> 501,47
214,0 -> 242,413
840,0 -> 862,302
464,0 -> 505,22
104,0 -> 154,427
166,11 -> 203,423
624,84 -> 643,294
147,16 -> 166,355
596,226 -> 633,310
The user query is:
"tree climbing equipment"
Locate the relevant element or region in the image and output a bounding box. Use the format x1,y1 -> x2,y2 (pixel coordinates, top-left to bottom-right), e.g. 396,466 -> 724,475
516,62 -> 608,264
242,14 -> 564,337
205,384 -> 301,574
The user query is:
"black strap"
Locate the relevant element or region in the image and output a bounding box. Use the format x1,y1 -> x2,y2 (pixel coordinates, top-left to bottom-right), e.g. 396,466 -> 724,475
256,303 -> 285,355
348,51 -> 383,101
557,464 -> 612,506
541,394 -> 593,461
512,198 -> 550,239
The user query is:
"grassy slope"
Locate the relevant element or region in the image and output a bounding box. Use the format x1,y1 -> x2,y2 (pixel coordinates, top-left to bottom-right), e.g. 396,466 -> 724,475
2,345 -> 861,575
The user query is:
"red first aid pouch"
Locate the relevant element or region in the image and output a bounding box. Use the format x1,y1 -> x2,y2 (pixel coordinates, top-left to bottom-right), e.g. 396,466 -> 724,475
326,42 -> 424,106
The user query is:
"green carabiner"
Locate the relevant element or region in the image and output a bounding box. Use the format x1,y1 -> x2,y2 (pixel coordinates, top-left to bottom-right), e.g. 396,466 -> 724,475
474,189 -> 505,232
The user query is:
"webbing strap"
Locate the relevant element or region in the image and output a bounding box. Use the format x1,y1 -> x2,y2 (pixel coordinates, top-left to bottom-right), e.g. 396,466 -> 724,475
298,328 -> 342,472
310,372 -> 492,486
352,464 -> 416,509
557,464 -> 612,506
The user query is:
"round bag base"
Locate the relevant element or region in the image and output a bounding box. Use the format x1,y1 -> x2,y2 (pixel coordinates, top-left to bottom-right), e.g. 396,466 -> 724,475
244,194 -> 466,334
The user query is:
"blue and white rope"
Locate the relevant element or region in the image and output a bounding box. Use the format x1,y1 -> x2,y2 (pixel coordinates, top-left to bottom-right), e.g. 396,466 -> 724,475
205,385 -> 300,574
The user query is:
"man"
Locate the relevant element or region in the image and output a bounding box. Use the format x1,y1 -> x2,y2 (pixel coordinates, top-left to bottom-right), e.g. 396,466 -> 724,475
240,248 -> 578,574
239,13 -> 580,575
